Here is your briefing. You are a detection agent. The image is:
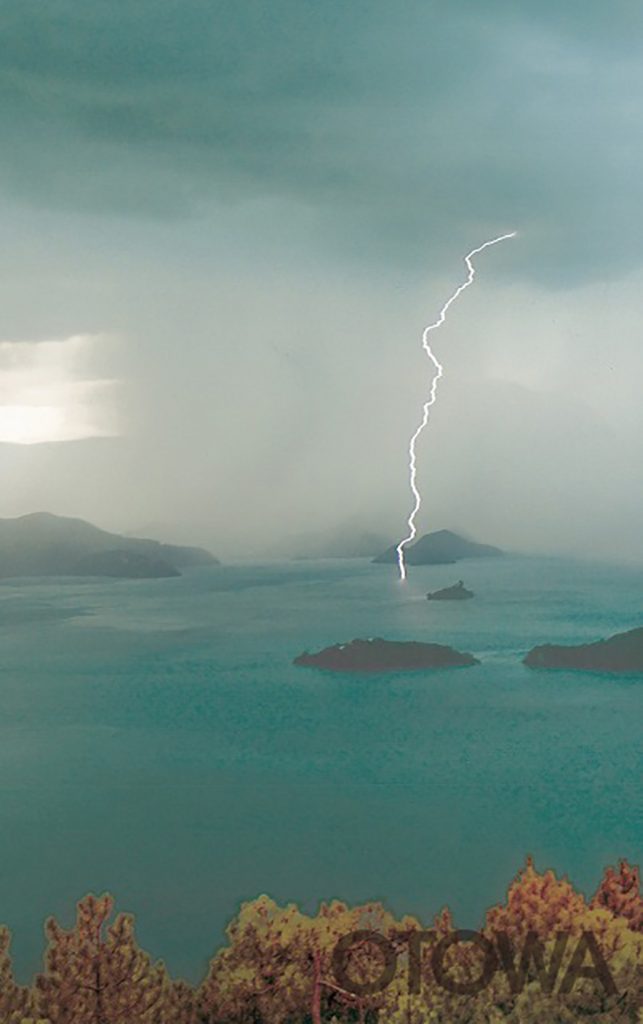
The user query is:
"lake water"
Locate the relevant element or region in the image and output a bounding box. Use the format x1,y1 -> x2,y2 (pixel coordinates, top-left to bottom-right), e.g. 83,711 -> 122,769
0,555 -> 641,983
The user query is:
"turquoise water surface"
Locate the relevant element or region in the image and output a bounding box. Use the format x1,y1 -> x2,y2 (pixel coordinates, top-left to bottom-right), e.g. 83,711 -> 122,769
0,555 -> 641,983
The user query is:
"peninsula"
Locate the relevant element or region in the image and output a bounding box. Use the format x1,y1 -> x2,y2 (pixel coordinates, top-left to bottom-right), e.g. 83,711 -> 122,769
524,626 -> 643,674
0,512 -> 219,580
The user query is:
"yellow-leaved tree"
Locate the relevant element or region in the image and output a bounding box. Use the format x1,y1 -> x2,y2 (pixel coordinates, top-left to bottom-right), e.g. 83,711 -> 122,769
33,893 -> 168,1024
197,895 -> 416,1023
0,858 -> 640,1022
0,925 -> 33,1024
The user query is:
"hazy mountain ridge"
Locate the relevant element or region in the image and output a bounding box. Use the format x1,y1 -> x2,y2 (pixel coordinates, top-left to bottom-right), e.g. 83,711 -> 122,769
0,512 -> 219,579
288,527 -> 391,560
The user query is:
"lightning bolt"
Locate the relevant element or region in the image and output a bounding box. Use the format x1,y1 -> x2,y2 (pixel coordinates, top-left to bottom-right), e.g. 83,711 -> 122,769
396,231 -> 517,581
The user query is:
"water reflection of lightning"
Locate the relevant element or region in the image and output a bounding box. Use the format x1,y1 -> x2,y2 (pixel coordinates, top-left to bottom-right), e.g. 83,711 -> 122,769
396,232 -> 517,581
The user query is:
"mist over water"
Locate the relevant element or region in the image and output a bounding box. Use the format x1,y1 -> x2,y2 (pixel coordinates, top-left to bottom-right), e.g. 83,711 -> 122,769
3,254 -> 643,566
1,555 -> 640,983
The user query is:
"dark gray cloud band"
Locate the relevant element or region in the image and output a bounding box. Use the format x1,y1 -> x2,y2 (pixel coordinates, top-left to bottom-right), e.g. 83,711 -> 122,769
0,1 -> 641,283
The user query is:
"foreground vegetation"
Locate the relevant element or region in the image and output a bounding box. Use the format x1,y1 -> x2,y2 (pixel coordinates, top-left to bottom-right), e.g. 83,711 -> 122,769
1,860 -> 640,1023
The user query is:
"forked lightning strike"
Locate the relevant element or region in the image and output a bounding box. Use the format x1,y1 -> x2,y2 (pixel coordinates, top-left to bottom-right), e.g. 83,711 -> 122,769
396,232 -> 517,581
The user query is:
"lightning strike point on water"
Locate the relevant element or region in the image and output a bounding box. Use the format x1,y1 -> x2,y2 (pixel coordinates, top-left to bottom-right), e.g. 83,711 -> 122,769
396,231 -> 517,582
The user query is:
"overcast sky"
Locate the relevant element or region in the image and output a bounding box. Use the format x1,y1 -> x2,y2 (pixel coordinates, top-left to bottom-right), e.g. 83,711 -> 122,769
1,1 -> 642,559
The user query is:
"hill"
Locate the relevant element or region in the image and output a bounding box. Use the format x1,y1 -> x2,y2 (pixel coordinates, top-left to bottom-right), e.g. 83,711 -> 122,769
524,626 -> 643,673
0,512 -> 219,579
294,637 -> 479,672
373,529 -> 503,565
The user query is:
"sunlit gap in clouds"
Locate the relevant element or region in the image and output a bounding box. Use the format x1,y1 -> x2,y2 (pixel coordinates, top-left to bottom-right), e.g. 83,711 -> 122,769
0,335 -> 120,444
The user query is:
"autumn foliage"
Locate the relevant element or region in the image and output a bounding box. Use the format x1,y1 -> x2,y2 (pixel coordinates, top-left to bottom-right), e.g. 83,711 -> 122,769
0,859 -> 640,1023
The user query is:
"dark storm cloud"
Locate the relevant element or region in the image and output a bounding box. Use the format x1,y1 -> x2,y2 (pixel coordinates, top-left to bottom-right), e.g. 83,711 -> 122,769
0,1 -> 642,282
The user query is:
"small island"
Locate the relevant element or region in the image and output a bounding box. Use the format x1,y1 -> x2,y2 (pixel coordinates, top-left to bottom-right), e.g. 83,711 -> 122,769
427,580 -> 474,601
373,529 -> 503,566
294,637 -> 479,672
524,626 -> 643,674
